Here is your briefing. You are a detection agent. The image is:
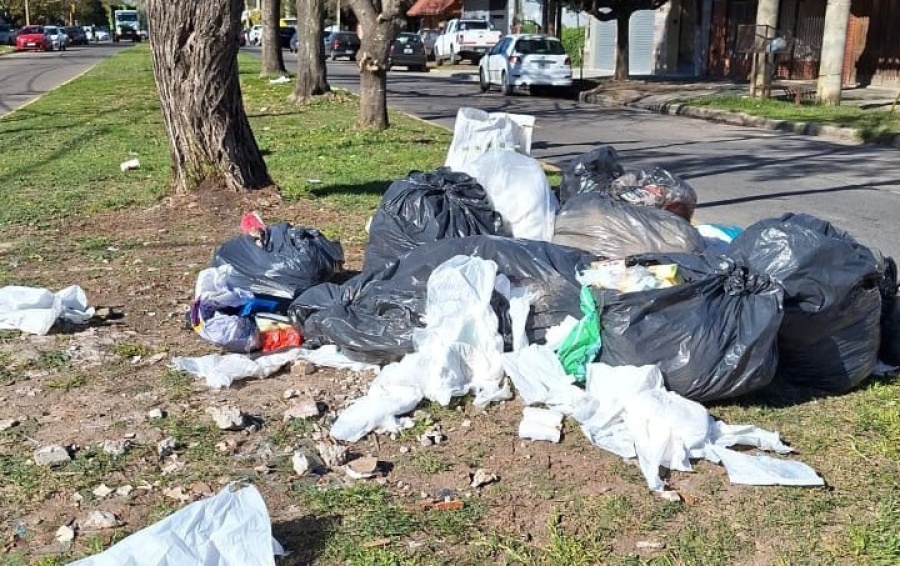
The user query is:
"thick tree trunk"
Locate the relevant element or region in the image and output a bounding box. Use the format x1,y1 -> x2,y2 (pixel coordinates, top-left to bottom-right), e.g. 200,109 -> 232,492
147,0 -> 272,193
261,0 -> 286,76
293,0 -> 330,102
347,0 -> 402,129
614,12 -> 630,81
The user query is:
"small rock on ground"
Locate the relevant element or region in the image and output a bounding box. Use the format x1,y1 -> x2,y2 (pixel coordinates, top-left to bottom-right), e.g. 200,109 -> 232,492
316,442 -> 349,468
92,484 -> 114,499
282,396 -> 320,421
0,418 -> 20,431
206,406 -> 246,431
81,510 -> 121,530
55,525 -> 75,543
292,451 -> 311,476
345,456 -> 379,479
34,445 -> 71,467
470,468 -> 499,488
101,439 -> 131,458
147,408 -> 166,420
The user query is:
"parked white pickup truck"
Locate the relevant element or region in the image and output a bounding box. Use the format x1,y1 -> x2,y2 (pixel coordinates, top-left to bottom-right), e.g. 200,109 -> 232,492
434,19 -> 502,66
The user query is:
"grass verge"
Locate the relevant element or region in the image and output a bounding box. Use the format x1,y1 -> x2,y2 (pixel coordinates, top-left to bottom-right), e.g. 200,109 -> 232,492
0,45 -> 14,56
685,95 -> 900,143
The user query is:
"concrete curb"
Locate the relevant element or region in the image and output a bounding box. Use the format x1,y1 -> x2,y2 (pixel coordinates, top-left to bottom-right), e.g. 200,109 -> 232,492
580,91 -> 900,149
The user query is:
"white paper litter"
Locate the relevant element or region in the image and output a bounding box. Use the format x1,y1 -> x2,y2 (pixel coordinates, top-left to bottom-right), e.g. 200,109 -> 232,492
120,158 -> 140,172
0,285 -> 94,335
706,445 -> 825,486
68,483 -> 285,566
331,256 -> 515,443
268,75 -> 291,84
519,407 -> 564,442
172,345 -> 377,389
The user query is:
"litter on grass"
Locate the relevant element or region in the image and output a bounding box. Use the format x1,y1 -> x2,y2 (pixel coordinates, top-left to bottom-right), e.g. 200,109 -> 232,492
0,285 -> 94,335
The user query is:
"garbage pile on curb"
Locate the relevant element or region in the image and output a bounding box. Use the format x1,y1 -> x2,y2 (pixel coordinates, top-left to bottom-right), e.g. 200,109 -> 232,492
169,107 -> 900,499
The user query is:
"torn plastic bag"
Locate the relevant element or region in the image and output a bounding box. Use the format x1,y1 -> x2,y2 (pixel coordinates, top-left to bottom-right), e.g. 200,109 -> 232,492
727,214 -> 883,393
879,257 -> 900,366
0,285 -> 94,335
69,483 -> 284,566
190,266 -> 259,352
458,150 -> 557,241
292,236 -> 595,364
594,254 -> 784,403
444,107 -> 534,172
519,407 -> 564,442
553,193 -> 705,259
363,168 -> 508,272
706,445 -> 825,487
212,223 -> 344,299
609,167 -> 698,221
556,287 -> 601,383
696,223 -> 743,255
558,146 -> 624,205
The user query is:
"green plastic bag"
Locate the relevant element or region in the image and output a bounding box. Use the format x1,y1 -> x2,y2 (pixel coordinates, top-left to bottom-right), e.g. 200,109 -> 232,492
557,286 -> 602,383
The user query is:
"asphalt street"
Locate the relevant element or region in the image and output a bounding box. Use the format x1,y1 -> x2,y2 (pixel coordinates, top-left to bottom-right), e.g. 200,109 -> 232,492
273,50 -> 899,258
0,43 -> 126,116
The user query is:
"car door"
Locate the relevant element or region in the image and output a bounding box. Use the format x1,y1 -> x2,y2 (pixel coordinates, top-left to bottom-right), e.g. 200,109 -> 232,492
489,38 -> 509,83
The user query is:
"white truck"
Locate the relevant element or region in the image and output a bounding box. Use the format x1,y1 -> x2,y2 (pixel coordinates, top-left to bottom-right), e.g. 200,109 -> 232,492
112,9 -> 141,43
433,18 -> 502,66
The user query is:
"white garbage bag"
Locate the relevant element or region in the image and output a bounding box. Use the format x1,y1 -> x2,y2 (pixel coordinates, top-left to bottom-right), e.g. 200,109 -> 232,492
69,484 -> 285,566
444,107 -> 534,172
0,285 -> 94,335
460,150 -> 557,241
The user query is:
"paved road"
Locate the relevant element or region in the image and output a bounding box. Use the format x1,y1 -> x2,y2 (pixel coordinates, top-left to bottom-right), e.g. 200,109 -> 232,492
267,48 -> 900,258
0,44 -> 125,116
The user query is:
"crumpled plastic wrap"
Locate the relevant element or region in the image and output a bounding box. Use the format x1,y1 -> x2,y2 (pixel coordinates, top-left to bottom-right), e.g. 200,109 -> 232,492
444,107 -> 534,172
0,285 -> 94,335
69,483 -> 285,566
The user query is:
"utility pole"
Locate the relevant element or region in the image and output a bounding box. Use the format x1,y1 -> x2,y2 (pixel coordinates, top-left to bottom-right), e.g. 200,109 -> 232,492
336,0 -> 340,30
25,0 -> 30,25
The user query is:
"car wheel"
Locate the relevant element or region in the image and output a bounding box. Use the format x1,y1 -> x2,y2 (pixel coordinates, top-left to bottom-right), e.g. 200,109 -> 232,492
478,69 -> 489,93
501,71 -> 513,96
418,65 -> 428,73
436,52 -> 444,67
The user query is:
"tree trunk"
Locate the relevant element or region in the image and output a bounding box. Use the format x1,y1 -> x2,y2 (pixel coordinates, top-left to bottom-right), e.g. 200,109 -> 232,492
147,0 -> 272,193
261,0 -> 286,76
614,11 -> 630,81
817,0 -> 852,105
293,0 -> 330,102
347,0 -> 402,130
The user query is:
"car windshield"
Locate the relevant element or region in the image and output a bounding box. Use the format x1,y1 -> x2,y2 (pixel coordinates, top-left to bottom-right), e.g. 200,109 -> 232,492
396,34 -> 421,44
21,26 -> 42,34
117,14 -> 138,22
335,33 -> 357,41
458,21 -> 489,31
515,38 -> 566,55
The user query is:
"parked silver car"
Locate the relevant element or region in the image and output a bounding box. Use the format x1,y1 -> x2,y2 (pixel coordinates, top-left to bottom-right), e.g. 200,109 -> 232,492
44,26 -> 69,51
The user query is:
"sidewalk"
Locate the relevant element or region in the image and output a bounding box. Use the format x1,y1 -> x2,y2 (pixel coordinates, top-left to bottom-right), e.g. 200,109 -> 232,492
431,67 -> 900,148
578,78 -> 900,148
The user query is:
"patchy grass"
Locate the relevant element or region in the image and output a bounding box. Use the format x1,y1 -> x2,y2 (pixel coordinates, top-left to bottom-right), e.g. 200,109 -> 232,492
684,95 -> 900,143
0,45 -> 14,56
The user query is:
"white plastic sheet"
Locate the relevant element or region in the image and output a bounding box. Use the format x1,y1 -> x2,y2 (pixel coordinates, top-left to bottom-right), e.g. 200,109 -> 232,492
172,346 -> 378,389
0,285 -> 93,335
459,150 -> 557,241
69,484 -> 284,566
444,107 -> 534,172
519,407 -> 564,442
331,256 -> 514,443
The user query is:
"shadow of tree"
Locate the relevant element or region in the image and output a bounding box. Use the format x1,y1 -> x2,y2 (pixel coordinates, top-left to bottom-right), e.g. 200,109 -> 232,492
310,180 -> 391,198
273,514 -> 341,565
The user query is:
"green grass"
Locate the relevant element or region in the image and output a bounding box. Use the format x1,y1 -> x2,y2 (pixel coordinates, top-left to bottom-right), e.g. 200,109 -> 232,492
0,45 -> 14,56
685,95 -> 900,143
0,45 -> 450,229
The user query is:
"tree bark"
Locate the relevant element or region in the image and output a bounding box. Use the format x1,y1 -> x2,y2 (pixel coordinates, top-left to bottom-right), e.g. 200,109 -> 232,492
146,0 -> 272,193
347,0 -> 404,129
261,0 -> 286,76
293,0 -> 330,102
817,0 -> 852,105
614,11 -> 630,80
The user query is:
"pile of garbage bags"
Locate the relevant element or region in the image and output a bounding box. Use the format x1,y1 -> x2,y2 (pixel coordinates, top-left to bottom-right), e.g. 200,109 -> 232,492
175,111 -> 898,494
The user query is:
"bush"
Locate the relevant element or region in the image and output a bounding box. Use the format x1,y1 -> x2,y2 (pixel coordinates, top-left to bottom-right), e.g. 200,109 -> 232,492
562,26 -> 585,69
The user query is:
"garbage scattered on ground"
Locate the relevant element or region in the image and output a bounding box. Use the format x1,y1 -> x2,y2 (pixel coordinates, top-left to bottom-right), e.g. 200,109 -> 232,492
556,287 -> 602,382
609,167 -> 698,221
0,285 -> 94,335
119,158 -> 140,171
879,257 -> 900,365
559,145 -> 623,205
68,484 -> 285,566
470,468 -> 499,488
268,75 -> 291,84
519,407 -> 564,442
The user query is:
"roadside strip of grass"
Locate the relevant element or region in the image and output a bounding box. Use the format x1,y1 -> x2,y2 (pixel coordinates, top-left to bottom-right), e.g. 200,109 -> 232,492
685,95 -> 900,143
0,45 -> 15,56
1,46 -> 900,566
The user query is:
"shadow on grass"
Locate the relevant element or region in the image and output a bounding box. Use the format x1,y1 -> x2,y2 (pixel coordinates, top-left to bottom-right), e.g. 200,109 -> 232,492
715,370 -> 900,410
310,180 -> 391,198
273,514 -> 340,565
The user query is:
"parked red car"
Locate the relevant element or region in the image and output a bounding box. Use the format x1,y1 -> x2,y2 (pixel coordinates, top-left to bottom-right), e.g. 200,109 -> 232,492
15,26 -> 49,51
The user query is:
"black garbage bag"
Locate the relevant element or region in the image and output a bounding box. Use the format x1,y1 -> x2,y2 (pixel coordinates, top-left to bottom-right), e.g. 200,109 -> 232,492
727,213 -> 883,393
609,167 -> 698,221
594,253 -> 784,403
559,146 -> 624,205
291,236 -> 596,364
363,168 -> 508,273
553,192 -> 705,259
212,223 -> 344,299
878,257 -> 900,366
